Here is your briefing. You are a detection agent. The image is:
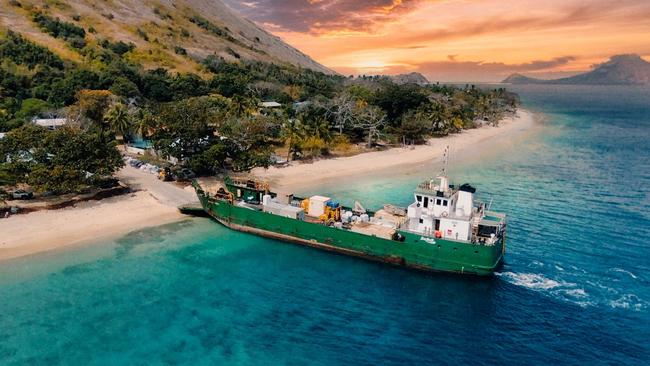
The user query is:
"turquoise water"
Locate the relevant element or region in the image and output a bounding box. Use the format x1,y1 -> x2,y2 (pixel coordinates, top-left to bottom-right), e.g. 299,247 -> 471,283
1,85 -> 649,364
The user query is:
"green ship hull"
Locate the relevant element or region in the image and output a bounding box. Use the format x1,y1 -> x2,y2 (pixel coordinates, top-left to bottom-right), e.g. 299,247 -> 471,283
193,184 -> 505,276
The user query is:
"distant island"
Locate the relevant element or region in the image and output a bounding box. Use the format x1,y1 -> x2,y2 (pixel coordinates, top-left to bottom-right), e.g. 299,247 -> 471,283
503,54 -> 650,85
389,72 -> 430,85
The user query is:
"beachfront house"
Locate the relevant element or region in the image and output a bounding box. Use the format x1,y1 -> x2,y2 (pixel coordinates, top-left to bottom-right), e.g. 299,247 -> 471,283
259,101 -> 281,109
258,101 -> 283,118
32,118 -> 68,130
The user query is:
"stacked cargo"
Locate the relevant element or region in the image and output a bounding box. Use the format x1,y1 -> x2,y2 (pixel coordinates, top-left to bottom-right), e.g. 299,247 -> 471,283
307,196 -> 331,217
263,195 -> 305,220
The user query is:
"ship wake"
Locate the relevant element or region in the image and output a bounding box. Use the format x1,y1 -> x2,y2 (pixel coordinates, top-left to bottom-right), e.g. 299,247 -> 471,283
496,271 -> 593,308
497,271 -> 648,311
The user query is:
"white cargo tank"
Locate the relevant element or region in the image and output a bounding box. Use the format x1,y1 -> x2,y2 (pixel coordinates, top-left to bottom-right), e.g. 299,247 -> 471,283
308,196 -> 331,217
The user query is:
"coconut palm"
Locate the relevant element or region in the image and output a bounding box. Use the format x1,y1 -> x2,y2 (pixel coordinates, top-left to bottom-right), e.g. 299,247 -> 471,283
281,118 -> 305,161
133,108 -> 156,138
229,95 -> 258,118
105,103 -> 131,145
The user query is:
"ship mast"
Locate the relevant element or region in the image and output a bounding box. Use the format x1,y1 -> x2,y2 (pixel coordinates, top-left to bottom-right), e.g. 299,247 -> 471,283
436,145 -> 450,192
442,145 -> 450,177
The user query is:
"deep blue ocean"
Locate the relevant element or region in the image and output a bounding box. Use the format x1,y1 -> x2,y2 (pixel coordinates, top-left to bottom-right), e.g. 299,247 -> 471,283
1,85 -> 649,365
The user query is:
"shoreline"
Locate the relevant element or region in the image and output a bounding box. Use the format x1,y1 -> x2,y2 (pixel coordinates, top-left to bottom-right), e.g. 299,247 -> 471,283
0,192 -> 188,262
0,109 -> 539,262
0,166 -> 199,262
252,109 -> 539,192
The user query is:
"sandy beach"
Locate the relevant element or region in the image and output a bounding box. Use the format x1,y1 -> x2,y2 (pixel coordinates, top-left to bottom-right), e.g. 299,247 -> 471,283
0,167 -> 199,262
253,109 -> 538,192
0,109 -> 537,261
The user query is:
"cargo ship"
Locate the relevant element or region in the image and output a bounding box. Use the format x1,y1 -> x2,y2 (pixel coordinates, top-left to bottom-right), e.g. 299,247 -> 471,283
191,168 -> 506,276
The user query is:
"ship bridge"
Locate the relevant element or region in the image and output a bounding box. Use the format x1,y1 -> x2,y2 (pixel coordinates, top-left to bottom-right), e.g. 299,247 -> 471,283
405,175 -> 505,245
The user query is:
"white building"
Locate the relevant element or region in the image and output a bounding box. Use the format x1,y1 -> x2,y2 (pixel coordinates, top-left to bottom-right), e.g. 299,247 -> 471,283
259,101 -> 281,108
0,132 -> 5,139
33,118 -> 67,130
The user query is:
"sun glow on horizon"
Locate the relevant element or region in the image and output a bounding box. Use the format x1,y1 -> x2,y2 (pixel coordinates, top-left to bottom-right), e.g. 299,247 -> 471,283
225,0 -> 650,82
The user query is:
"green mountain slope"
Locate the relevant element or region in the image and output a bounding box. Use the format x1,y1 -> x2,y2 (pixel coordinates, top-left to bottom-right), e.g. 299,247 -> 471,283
0,0 -> 333,74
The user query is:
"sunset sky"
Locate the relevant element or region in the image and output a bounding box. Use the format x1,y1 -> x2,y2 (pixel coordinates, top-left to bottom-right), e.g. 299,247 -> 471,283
223,0 -> 650,82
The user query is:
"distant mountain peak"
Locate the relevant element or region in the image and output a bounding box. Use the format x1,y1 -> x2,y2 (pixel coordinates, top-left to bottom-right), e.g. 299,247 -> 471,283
390,72 -> 429,85
503,54 -> 650,85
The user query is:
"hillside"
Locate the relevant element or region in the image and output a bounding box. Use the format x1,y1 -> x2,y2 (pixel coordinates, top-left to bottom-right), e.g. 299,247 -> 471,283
503,54 -> 650,85
0,0 -> 332,74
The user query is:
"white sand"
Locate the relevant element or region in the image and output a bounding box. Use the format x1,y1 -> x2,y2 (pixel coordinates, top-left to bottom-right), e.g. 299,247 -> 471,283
0,166 -> 199,262
0,109 -> 537,261
0,192 -> 184,261
253,109 -> 537,192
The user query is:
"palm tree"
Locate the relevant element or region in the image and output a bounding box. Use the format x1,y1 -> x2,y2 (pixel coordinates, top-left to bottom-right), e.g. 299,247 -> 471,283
133,109 -> 156,139
281,118 -> 305,161
229,95 -> 258,118
309,116 -> 332,143
105,103 -> 131,146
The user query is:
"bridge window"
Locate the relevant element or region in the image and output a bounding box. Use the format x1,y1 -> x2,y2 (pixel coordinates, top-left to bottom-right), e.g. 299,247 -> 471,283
423,197 -> 429,208
416,195 -> 422,202
442,200 -> 448,207
436,199 -> 441,205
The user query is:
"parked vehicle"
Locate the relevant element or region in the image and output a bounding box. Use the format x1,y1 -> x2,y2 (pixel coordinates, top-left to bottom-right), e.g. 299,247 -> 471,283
158,167 -> 174,181
174,168 -> 196,182
11,189 -> 33,200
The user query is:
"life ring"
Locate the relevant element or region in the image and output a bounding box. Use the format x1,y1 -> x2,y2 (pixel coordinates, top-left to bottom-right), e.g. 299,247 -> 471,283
441,211 -> 448,217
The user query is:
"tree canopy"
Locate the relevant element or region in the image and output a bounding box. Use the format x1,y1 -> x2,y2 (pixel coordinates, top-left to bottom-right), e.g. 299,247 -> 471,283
0,124 -> 123,194
0,25 -> 519,191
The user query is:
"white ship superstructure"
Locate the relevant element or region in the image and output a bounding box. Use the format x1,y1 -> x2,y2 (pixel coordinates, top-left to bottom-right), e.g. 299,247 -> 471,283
403,149 -> 506,245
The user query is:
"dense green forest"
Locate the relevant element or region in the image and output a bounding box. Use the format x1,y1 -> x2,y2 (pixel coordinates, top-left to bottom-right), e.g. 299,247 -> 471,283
0,25 -> 518,194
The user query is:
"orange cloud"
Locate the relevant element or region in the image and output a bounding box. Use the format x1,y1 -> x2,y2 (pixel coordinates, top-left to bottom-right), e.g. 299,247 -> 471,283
225,0 -> 650,81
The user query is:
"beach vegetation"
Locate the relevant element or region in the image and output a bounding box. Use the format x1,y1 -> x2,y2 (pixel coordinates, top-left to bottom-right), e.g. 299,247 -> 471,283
0,124 -> 123,194
105,103 -> 131,143
0,29 -> 519,190
280,119 -> 306,161
74,89 -> 114,140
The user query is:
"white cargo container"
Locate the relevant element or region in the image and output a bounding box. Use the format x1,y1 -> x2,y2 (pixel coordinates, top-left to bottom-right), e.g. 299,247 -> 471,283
308,196 -> 331,217
263,201 -> 305,220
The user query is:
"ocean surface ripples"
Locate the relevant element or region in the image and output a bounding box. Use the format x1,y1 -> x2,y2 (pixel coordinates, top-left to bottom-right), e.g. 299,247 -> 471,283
1,85 -> 649,365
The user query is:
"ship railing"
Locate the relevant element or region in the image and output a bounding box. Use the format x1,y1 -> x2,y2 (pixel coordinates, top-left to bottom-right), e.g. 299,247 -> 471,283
399,227 -> 483,245
416,181 -> 437,191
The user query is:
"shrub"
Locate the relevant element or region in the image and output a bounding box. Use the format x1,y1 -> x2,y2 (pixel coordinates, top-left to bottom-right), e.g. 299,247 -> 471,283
100,39 -> 135,56
32,12 -> 86,40
174,46 -> 187,56
136,28 -> 149,41
68,36 -> 86,49
0,31 -> 65,69
226,47 -> 240,59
